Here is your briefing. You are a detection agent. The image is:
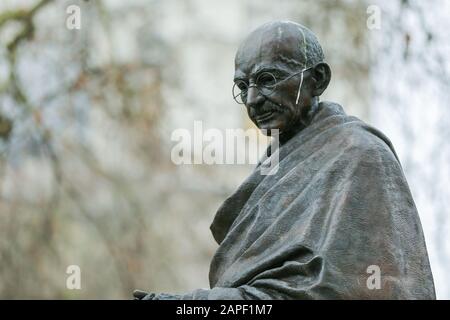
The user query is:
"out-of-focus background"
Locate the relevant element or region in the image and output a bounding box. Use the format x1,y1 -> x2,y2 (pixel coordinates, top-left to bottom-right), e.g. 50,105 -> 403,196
0,0 -> 448,299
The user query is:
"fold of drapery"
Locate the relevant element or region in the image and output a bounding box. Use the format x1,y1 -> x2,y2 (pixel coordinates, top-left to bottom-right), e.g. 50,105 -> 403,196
156,101 -> 436,300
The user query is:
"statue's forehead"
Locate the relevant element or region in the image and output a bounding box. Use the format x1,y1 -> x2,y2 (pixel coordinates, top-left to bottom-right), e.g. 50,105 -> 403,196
235,23 -> 304,78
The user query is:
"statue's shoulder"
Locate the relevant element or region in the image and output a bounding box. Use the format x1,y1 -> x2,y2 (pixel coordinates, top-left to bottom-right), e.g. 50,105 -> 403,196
312,101 -> 398,162
330,112 -> 400,164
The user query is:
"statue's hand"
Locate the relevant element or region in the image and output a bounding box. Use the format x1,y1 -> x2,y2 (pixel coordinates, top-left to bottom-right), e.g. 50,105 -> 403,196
133,289 -> 156,300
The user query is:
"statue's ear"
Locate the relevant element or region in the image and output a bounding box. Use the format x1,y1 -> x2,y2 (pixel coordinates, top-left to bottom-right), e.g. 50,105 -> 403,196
311,62 -> 331,97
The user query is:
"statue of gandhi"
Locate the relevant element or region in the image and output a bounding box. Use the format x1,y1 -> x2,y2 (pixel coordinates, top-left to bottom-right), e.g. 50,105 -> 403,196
134,21 -> 435,300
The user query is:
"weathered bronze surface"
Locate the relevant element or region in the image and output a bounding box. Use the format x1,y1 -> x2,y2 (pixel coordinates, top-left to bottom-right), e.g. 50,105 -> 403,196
133,21 -> 435,300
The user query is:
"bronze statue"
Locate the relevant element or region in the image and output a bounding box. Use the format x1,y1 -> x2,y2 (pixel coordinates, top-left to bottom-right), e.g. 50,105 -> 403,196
134,21 -> 435,300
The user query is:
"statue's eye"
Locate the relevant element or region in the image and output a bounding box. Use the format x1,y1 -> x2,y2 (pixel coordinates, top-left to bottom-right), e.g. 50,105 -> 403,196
257,72 -> 276,88
236,81 -> 248,91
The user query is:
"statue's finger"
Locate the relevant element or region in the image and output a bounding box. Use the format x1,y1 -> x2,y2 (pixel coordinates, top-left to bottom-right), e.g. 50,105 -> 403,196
133,289 -> 149,300
142,293 -> 156,300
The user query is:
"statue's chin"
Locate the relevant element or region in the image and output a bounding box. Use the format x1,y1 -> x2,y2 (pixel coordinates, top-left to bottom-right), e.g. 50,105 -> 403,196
257,121 -> 283,136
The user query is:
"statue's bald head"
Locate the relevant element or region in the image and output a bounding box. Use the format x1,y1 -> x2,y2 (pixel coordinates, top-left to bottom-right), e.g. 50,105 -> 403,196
235,21 -> 325,74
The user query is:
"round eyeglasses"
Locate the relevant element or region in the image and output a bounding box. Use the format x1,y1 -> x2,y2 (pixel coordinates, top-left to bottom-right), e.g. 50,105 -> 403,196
232,67 -> 311,105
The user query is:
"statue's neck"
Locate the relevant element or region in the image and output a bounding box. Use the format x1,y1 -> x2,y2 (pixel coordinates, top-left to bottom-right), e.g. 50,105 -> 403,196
279,97 -> 320,145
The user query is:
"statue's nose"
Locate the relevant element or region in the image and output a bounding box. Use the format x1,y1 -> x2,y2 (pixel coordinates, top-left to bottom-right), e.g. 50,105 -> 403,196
246,86 -> 264,109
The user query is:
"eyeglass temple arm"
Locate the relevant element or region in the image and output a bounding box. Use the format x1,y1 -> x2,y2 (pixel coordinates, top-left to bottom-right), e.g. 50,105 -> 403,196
295,71 -> 304,105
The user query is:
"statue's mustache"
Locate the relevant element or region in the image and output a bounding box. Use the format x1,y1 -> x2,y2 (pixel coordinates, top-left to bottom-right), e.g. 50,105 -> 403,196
249,99 -> 285,117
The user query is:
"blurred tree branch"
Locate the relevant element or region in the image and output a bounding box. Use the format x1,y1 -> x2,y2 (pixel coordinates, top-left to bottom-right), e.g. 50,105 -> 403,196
1,0 -> 53,113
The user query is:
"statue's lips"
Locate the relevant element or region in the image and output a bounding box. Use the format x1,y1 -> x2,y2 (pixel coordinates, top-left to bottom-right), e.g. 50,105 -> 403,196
255,111 -> 275,122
